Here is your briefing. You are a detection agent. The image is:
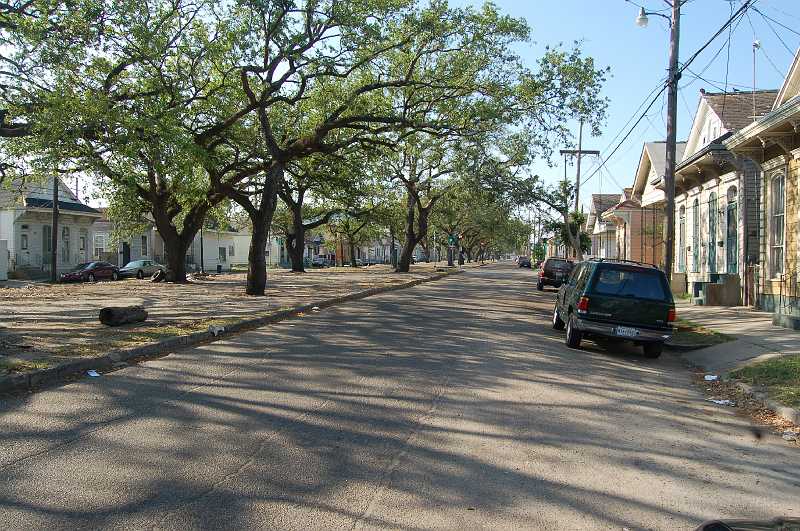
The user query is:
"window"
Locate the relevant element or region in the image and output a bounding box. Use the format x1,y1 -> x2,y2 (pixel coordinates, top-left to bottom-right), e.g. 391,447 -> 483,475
218,246 -> 227,262
43,225 -> 52,253
141,235 -> 148,257
692,199 -> 700,273
771,173 -> 785,277
79,236 -> 86,252
61,226 -> 70,262
20,234 -> 28,250
94,233 -> 106,259
228,244 -> 235,257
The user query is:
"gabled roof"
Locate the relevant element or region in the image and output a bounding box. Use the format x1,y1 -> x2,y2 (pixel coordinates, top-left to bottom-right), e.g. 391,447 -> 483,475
702,89 -> 778,131
635,141 -> 687,190
25,197 -> 101,214
774,47 -> 800,110
590,194 -> 619,215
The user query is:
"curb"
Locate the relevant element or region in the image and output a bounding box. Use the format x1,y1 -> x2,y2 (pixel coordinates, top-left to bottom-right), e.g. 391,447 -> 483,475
664,342 -> 715,352
731,381 -> 800,425
0,269 -> 463,396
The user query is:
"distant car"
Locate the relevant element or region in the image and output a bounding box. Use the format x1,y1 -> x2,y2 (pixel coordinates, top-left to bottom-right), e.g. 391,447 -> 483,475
60,261 -> 120,282
355,258 -> 365,267
311,257 -> 327,268
518,257 -> 532,268
552,259 -> 675,358
119,259 -> 165,279
537,257 -> 575,290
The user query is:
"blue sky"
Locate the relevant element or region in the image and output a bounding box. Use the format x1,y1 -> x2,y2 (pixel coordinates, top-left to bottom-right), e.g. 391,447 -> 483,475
458,0 -> 800,210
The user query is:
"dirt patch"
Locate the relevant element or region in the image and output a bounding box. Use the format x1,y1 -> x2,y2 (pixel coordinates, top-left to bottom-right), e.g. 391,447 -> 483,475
693,370 -> 799,447
0,263 -> 466,375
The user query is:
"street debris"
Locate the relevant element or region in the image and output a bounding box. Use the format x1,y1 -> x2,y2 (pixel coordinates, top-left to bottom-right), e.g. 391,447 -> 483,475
704,374 -> 719,381
311,306 -> 321,312
208,325 -> 225,337
707,398 -> 735,406
151,269 -> 166,283
86,370 -> 100,377
783,431 -> 798,442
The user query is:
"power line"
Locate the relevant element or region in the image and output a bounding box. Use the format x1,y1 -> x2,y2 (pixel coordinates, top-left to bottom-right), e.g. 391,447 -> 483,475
753,7 -> 797,56
580,0 -> 755,186
752,6 -> 800,38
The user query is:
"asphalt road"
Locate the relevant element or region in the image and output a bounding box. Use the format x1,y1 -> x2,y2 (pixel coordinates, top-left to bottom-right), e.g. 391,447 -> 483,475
1,263 -> 798,530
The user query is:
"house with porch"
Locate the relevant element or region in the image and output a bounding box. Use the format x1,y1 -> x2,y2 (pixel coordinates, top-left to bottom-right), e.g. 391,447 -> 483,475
0,177 -> 102,278
673,89 -> 776,306
586,193 -> 619,259
600,186 -> 664,266
724,48 -> 800,326
91,209 -> 155,266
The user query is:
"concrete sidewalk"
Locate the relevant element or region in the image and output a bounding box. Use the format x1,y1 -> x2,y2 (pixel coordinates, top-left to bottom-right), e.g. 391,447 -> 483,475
676,301 -> 800,374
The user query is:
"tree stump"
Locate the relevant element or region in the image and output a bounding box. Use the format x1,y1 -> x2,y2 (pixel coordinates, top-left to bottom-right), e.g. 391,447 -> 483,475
99,306 -> 148,327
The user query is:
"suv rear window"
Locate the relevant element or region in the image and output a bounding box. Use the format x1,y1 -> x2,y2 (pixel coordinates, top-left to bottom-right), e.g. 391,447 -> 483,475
546,259 -> 571,270
591,267 -> 668,301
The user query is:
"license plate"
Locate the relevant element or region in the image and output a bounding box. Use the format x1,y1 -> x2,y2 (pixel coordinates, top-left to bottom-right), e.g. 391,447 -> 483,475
615,326 -> 639,337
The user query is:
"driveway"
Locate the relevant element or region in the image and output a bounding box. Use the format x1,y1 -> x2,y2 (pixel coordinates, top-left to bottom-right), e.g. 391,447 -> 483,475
0,264 -> 797,529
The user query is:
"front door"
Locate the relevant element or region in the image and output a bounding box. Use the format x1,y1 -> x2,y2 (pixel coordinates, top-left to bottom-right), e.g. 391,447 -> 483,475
708,193 -> 717,274
727,202 -> 738,273
122,242 -> 131,265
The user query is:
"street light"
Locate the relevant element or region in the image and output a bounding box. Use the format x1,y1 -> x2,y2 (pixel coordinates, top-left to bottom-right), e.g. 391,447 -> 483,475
636,1 -> 680,285
635,7 -> 649,27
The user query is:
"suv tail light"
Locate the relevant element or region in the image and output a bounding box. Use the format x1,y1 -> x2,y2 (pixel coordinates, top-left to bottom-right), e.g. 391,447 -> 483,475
667,306 -> 676,322
577,296 -> 590,313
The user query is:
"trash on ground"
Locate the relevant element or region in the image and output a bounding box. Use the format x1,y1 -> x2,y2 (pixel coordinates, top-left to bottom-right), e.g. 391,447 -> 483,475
707,398 -> 735,406
782,431 -> 797,442
86,370 -> 101,377
311,306 -> 321,312
704,374 -> 719,381
208,325 -> 225,337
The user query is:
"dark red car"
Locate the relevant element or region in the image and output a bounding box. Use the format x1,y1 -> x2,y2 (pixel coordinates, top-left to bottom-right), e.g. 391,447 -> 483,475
60,261 -> 121,282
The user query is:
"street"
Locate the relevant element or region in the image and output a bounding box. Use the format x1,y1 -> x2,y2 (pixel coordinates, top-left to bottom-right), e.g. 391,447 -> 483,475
0,263 -> 798,530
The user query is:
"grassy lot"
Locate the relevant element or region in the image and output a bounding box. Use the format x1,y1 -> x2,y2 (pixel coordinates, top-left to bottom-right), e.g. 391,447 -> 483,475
730,355 -> 800,409
0,358 -> 50,375
668,318 -> 732,348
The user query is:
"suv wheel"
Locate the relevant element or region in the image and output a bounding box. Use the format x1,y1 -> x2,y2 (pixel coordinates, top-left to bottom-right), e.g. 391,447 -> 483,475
552,306 -> 565,330
112,271 -> 120,281
643,342 -> 663,358
565,313 -> 582,349
136,270 -> 144,279
87,273 -> 96,283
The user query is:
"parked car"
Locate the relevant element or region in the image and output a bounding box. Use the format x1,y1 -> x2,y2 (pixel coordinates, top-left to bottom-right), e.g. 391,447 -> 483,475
119,259 -> 165,279
60,261 -> 121,282
552,259 -> 675,358
536,257 -> 574,290
518,256 -> 532,268
311,257 -> 328,268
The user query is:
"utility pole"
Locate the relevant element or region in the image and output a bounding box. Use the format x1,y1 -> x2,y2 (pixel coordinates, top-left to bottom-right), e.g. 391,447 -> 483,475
50,175 -> 59,283
560,139 -> 599,212
663,0 -> 681,285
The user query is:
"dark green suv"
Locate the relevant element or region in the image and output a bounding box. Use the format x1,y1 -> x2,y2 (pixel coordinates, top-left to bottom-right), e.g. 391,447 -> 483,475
552,259 -> 675,358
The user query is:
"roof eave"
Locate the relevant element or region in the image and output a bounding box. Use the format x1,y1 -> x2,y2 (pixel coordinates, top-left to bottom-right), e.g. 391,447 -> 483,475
725,95 -> 800,151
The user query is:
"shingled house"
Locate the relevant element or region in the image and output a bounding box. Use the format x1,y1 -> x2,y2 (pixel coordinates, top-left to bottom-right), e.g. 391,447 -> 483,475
586,193 -> 619,259
674,88 -> 777,305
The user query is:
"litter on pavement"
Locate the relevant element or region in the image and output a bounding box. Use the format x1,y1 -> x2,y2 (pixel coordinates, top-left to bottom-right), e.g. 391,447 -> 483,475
704,375 -> 719,381
311,306 -> 321,312
208,325 -> 225,337
783,431 -> 797,442
706,398 -> 735,406
86,370 -> 101,377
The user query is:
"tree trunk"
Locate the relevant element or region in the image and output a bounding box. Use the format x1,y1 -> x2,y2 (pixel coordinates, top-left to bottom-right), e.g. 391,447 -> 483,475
287,232 -> 305,272
349,240 -> 357,267
287,195 -> 306,272
243,165 -> 281,296
389,227 -> 397,269
397,193 -> 417,273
